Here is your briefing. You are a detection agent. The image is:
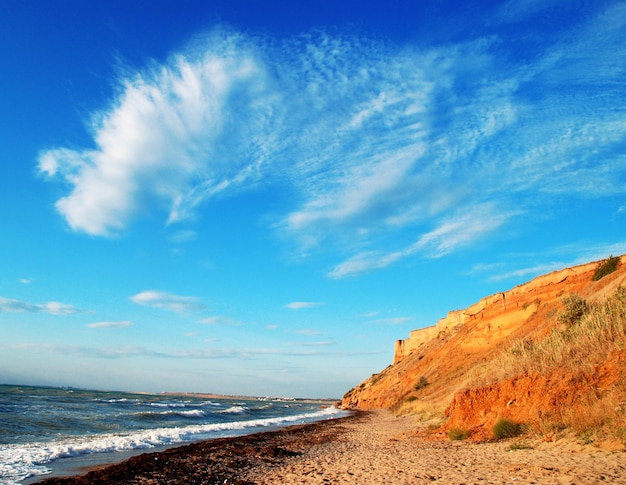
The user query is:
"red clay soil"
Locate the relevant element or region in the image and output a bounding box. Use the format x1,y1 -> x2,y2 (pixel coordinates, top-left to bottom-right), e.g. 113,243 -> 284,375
443,350 -> 626,440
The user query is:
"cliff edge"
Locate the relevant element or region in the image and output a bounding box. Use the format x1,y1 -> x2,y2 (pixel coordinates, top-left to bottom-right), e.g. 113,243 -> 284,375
341,255 -> 626,442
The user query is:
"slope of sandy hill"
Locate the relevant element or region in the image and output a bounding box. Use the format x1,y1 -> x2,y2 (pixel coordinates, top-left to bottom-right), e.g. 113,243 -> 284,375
341,255 -> 626,443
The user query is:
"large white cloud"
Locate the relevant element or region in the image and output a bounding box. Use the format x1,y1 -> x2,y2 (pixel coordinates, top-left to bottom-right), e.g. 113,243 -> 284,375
39,33 -> 276,236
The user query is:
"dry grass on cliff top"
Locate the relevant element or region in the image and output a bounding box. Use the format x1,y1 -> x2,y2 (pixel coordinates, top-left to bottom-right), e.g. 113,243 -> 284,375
492,286 -> 626,381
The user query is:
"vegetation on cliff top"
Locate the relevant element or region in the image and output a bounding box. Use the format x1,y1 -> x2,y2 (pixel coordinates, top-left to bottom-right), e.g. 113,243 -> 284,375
500,286 -> 626,378
593,255 -> 620,281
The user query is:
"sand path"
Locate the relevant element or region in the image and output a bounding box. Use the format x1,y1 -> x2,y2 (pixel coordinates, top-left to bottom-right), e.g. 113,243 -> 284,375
244,410 -> 626,484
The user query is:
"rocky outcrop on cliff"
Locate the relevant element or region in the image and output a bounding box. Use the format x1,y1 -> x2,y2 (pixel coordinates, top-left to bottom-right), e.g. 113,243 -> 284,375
341,255 -> 626,440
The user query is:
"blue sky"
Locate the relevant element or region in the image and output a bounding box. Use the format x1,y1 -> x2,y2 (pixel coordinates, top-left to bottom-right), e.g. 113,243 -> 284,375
1,0 -> 625,398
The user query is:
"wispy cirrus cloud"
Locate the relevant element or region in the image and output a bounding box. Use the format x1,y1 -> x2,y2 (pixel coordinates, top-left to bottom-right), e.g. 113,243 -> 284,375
0,297 -> 79,315
38,7 -> 626,275
329,205 -> 515,278
130,290 -> 206,313
495,0 -> 567,24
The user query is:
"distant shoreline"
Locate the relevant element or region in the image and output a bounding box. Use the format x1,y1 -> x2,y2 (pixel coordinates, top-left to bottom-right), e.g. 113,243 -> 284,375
159,391 -> 340,404
1,384 -> 339,404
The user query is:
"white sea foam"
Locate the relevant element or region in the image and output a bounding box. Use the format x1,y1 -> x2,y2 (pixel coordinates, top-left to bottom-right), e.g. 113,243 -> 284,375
158,409 -> 206,417
148,402 -> 187,408
0,406 -> 346,485
103,398 -> 140,404
200,401 -> 221,407
218,405 -> 247,414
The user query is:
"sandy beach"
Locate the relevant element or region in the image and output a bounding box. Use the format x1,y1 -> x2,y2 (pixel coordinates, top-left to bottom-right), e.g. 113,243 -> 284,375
34,410 -> 625,484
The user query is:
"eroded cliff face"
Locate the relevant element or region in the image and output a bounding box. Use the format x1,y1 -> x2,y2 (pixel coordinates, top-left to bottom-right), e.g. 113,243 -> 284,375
341,256 -> 626,431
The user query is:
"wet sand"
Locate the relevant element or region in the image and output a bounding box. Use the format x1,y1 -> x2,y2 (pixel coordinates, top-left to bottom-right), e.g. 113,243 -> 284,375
33,410 -> 626,484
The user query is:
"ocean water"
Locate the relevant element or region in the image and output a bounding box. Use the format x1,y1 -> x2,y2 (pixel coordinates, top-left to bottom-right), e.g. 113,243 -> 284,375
0,385 -> 346,485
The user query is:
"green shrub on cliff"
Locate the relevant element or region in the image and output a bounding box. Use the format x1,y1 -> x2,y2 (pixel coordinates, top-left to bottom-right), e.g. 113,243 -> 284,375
593,255 -> 620,281
493,418 -> 522,440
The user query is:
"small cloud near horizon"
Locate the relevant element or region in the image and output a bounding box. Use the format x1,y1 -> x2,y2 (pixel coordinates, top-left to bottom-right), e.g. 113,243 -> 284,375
374,316 -> 413,325
87,321 -> 133,329
0,296 -> 79,315
130,290 -> 206,313
297,340 -> 336,347
200,315 -> 239,325
285,301 -> 324,310
293,329 -> 321,336
358,311 -> 379,318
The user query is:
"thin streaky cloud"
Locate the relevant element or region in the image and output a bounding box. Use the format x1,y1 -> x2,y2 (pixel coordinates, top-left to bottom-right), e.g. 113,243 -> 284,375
298,341 -> 336,347
87,321 -> 133,329
199,315 -> 239,325
410,206 -> 517,258
130,290 -> 206,313
358,311 -> 380,318
0,297 -> 79,315
488,263 -> 566,283
285,301 -> 323,310
495,0 -> 567,24
293,329 -> 321,336
329,205 -> 516,278
374,317 -> 413,325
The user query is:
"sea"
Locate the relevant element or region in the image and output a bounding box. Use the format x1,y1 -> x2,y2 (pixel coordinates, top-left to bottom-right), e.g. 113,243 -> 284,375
0,384 -> 347,485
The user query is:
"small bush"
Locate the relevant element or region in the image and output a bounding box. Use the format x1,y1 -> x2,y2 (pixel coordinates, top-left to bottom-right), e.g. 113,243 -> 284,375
414,376 -> 429,391
558,294 -> 588,326
493,418 -> 523,440
593,255 -> 620,281
448,427 -> 470,441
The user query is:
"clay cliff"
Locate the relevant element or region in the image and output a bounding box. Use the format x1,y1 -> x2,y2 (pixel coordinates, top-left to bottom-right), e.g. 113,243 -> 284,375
341,255 -> 626,442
